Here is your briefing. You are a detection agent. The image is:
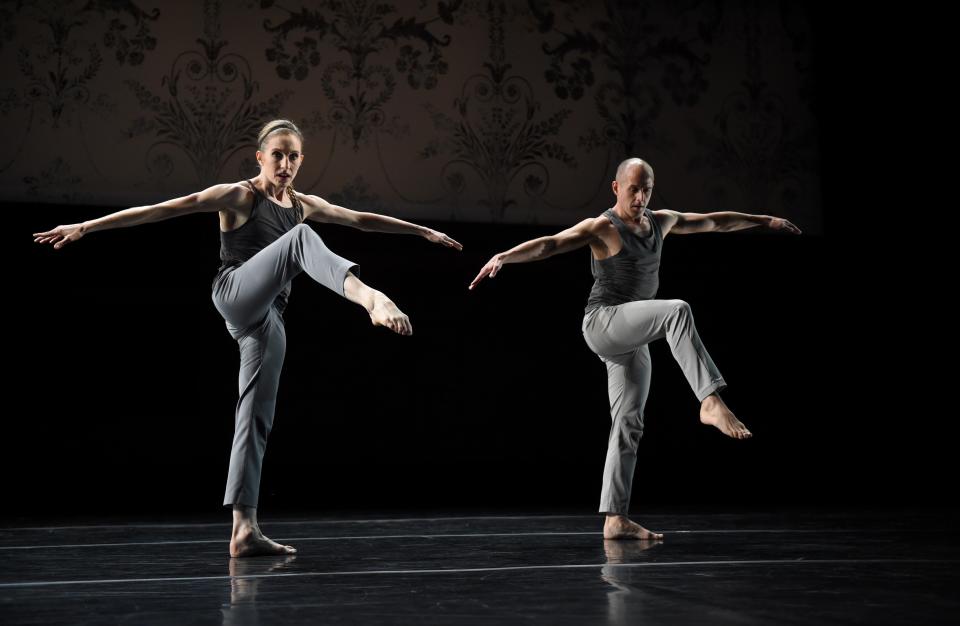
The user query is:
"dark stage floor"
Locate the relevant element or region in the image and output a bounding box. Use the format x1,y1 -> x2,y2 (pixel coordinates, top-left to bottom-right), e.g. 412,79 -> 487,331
1,508 -> 958,625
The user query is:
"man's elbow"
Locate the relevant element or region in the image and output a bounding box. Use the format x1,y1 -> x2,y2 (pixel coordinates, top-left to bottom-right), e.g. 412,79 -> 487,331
690,215 -> 719,233
539,237 -> 558,258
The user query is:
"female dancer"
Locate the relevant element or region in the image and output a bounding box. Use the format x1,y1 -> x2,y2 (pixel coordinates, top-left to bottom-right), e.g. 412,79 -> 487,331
33,119 -> 462,557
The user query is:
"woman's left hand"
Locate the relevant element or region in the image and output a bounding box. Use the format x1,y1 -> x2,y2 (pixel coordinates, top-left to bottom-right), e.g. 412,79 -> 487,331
424,229 -> 463,250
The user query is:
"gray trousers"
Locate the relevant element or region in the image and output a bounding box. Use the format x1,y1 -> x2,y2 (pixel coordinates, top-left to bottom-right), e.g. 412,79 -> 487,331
211,224 -> 357,507
582,299 -> 726,515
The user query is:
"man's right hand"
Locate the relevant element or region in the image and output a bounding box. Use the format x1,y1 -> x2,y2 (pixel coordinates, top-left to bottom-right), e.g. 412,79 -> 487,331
469,254 -> 504,290
33,223 -> 87,250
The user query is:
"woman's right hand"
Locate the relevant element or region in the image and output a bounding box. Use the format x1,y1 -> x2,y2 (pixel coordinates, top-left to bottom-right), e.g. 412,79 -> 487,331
33,223 -> 87,249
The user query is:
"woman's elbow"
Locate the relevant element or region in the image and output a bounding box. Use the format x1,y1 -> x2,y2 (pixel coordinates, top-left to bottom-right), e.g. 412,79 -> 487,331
350,212 -> 370,230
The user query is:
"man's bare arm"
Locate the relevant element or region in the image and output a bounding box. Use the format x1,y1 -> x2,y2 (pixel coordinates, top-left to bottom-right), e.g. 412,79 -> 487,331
656,210 -> 801,236
469,218 -> 600,289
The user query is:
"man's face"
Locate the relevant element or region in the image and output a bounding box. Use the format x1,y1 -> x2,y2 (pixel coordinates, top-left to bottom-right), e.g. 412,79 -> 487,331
613,164 -> 655,223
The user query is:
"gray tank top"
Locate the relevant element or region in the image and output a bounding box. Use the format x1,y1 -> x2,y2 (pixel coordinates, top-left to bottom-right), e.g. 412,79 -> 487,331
212,180 -> 304,314
584,207 -> 663,313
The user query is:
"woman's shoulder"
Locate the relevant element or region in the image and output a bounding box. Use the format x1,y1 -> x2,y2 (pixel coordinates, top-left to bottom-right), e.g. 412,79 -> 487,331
222,180 -> 259,205
210,181 -> 258,220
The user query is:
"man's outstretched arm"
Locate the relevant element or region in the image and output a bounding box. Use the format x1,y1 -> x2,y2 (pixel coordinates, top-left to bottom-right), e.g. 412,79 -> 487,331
469,217 -> 600,289
656,210 -> 801,236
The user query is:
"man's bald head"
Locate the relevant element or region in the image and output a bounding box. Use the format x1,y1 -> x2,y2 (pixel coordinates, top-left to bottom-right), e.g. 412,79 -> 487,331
611,158 -> 655,220
615,158 -> 654,183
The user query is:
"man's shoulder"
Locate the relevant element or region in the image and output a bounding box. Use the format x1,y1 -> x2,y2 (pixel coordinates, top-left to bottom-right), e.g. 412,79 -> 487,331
580,211 -> 615,232
650,209 -> 679,221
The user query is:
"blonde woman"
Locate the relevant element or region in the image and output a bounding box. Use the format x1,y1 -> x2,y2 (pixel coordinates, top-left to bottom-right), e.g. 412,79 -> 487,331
34,119 -> 462,557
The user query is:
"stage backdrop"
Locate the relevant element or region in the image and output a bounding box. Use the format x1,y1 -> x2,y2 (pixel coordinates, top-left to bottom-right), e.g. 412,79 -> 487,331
1,0 -> 820,231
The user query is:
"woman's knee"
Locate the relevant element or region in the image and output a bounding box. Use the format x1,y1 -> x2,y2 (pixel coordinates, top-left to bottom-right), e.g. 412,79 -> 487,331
291,223 -> 321,245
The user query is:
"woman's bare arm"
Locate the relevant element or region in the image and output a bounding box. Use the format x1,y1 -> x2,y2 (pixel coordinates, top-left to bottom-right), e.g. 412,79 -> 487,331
33,183 -> 249,249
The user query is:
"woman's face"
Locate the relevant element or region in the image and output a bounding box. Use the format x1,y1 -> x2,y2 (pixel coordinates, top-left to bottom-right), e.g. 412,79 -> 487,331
257,132 -> 304,187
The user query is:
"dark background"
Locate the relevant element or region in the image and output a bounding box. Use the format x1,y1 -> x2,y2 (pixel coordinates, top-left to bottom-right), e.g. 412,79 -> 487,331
6,3 -> 951,520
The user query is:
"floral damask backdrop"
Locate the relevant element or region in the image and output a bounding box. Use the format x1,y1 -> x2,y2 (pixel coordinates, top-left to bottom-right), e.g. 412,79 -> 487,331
1,0 -> 819,231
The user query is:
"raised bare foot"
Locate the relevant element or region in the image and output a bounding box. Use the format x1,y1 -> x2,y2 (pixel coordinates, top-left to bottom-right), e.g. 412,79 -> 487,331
699,394 -> 752,439
370,295 -> 412,335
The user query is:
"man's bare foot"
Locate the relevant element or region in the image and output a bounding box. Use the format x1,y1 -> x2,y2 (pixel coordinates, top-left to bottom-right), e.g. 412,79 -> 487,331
369,294 -> 412,335
603,515 -> 663,540
699,393 -> 752,439
230,525 -> 297,558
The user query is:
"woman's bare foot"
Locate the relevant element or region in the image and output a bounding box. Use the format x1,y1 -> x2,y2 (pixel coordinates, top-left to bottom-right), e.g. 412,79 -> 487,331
603,515 -> 663,540
699,393 -> 752,439
230,526 -> 297,558
230,505 -> 297,558
369,294 -> 412,335
342,274 -> 412,335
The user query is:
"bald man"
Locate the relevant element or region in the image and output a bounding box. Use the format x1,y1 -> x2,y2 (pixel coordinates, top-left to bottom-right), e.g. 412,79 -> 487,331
470,158 -> 801,539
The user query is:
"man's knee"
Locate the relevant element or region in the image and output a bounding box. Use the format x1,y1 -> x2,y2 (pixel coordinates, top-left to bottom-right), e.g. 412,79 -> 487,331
670,299 -> 691,316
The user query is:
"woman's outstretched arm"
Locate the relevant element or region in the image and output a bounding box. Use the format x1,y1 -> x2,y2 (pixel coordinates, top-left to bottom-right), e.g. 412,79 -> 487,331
33,182 -> 250,249
301,194 -> 462,251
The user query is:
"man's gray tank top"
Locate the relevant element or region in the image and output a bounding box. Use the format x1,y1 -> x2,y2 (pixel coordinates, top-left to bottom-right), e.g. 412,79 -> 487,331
584,207 -> 663,314
212,180 -> 304,315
